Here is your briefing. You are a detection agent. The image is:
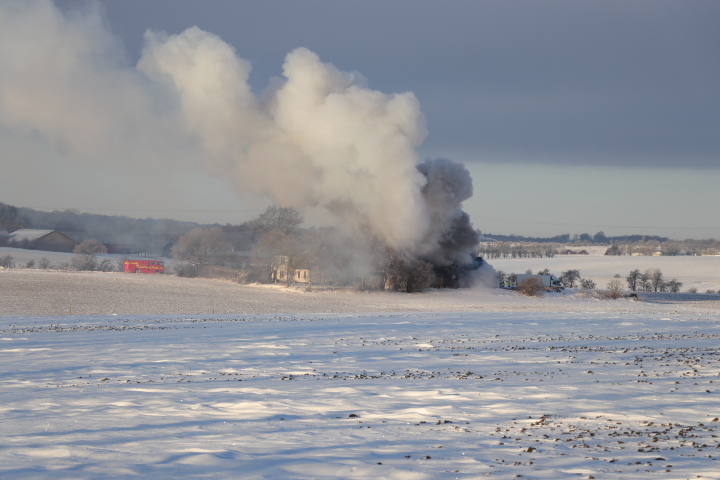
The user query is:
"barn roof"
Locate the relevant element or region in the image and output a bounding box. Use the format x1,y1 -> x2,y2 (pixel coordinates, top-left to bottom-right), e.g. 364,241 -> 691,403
7,229 -> 56,242
7,229 -> 76,243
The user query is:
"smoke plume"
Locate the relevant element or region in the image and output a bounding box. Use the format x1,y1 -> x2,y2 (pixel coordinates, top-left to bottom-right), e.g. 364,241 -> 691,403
0,1 -> 479,267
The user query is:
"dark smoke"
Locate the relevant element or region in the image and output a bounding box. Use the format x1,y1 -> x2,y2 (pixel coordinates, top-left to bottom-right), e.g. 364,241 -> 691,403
415,158 -> 479,267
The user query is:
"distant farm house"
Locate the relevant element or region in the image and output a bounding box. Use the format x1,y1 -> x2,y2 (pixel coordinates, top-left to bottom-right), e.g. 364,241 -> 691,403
7,229 -> 77,252
273,256 -> 334,286
274,256 -> 314,285
557,249 -> 589,255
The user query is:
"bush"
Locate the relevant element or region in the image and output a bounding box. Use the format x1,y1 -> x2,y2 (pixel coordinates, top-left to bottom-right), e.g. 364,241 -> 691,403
74,239 -> 107,255
518,277 -> 544,296
25,260 -> 35,269
687,287 -> 698,294
580,278 -> 596,290
176,264 -> 200,278
706,290 -> 717,294
72,254 -> 98,271
606,279 -> 624,299
97,259 -> 115,272
72,239 -> 109,271
38,257 -> 51,269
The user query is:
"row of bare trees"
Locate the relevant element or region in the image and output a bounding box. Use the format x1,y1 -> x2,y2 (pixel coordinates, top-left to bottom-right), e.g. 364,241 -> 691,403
499,266 -> 689,298
479,243 -> 558,259
497,268 -> 584,289
480,239 -> 720,258
626,268 -> 683,293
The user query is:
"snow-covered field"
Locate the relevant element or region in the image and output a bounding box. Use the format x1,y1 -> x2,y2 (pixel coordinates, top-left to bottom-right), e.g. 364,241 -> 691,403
1,249 -> 720,479
491,254 -> 720,295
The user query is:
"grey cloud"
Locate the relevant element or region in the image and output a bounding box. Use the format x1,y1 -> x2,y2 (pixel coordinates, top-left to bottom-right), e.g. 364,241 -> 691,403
69,0 -> 719,169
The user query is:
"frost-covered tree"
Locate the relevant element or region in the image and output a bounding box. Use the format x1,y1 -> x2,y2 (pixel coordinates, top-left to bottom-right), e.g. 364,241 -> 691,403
74,239 -> 107,255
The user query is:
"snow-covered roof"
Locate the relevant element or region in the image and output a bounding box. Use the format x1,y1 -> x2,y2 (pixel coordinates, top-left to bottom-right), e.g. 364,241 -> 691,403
7,229 -> 56,242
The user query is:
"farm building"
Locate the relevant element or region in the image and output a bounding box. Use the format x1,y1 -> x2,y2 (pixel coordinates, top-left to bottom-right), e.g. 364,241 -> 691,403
6,229 -> 77,252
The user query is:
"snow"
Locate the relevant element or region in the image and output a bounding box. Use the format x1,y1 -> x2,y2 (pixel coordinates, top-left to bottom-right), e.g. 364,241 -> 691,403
1,251 -> 720,478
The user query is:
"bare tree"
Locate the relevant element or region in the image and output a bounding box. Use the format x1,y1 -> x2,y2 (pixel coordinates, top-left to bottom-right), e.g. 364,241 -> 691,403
560,269 -> 581,288
38,257 -> 51,269
646,268 -> 664,292
606,279 -> 624,299
253,206 -> 304,235
664,279 -> 683,293
639,272 -> 653,292
0,255 -> 15,269
626,269 -> 642,291
172,228 -> 234,267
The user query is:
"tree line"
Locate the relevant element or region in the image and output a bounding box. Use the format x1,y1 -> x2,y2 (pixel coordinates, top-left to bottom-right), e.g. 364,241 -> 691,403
480,238 -> 720,257
483,231 -> 669,245
497,267 -> 699,296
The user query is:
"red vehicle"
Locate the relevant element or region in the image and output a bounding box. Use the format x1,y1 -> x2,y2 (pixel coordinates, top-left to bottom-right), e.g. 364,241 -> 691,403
123,259 -> 164,274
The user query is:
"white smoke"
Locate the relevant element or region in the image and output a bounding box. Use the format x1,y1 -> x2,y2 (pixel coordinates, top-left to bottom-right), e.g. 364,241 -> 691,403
0,0 -> 479,265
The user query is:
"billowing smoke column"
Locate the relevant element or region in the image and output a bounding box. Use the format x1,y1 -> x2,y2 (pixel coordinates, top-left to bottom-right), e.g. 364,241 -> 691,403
0,1 -> 480,268
139,29 -> 478,266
